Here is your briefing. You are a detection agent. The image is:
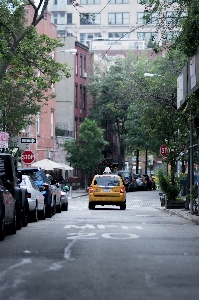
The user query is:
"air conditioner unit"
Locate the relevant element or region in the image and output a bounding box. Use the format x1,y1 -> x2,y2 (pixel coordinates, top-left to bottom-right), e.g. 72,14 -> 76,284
84,72 -> 87,78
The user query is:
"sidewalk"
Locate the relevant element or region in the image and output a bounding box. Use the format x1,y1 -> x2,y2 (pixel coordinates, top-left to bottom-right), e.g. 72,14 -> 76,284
158,207 -> 199,225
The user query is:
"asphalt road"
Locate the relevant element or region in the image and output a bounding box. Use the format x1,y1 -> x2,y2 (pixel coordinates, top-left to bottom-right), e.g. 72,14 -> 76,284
1,190 -> 199,300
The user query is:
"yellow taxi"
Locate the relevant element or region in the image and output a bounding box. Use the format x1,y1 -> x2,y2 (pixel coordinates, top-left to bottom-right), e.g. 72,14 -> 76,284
88,168 -> 126,210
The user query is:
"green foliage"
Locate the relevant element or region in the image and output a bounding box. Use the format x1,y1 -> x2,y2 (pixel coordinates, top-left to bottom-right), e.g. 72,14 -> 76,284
0,4 -> 71,136
64,119 -> 108,176
157,168 -> 181,201
139,0 -> 199,57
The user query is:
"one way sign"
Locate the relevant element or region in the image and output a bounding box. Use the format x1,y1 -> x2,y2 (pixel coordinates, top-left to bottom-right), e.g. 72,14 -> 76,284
21,138 -> 36,143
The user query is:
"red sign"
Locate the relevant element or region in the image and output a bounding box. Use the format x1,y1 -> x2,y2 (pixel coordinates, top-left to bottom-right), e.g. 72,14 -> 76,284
21,150 -> 35,164
160,144 -> 167,157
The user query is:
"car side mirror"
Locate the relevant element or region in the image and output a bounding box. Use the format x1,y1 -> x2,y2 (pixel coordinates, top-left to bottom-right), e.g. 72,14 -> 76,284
39,186 -> 45,192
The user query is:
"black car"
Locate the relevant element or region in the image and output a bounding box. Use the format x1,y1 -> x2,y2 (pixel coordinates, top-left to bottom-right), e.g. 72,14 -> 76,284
117,170 -> 137,192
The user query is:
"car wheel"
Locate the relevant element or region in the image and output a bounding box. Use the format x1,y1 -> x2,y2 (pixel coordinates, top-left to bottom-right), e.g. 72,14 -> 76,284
38,203 -> 46,220
56,199 -> 62,213
16,205 -> 22,230
21,199 -> 29,227
120,203 -> 126,210
0,205 -> 5,241
30,203 -> 38,222
9,209 -> 17,235
52,199 -> 56,215
88,202 -> 95,209
62,203 -> 68,211
46,204 -> 52,218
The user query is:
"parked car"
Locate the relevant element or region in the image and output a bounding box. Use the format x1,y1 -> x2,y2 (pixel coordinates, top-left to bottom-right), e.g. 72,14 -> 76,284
46,174 -> 62,213
61,185 -> 69,211
18,168 -> 55,218
19,175 -> 46,221
0,185 -> 16,240
117,170 -> 138,191
133,174 -> 147,190
88,173 -> 126,210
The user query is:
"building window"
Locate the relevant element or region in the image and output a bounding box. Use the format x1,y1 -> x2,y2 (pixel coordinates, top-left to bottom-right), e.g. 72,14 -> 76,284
137,32 -> 158,41
166,11 -> 177,25
80,55 -> 82,77
80,85 -> 83,108
54,0 -> 58,6
53,13 -> 58,24
36,113 -> 40,135
80,13 -> 101,25
109,0 -> 129,3
51,111 -> 54,137
75,83 -> 78,108
75,53 -> 78,75
67,13 -> 72,24
67,0 -> 72,4
108,13 -> 129,25
80,0 -> 100,3
83,86 -> 86,109
84,55 -> 86,74
108,32 -> 129,38
60,0 -> 65,8
74,117 -> 78,139
137,12 -> 158,24
60,13 -> 65,24
74,167 -> 78,176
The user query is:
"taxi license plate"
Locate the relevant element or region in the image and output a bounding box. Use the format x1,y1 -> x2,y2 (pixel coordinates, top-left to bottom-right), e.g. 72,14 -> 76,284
103,188 -> 111,192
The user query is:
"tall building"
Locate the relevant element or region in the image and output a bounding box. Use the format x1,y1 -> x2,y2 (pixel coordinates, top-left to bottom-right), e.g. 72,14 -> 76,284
48,0 -> 161,49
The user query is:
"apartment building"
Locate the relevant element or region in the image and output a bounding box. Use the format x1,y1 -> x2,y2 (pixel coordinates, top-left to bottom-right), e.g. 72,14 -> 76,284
48,0 -> 163,49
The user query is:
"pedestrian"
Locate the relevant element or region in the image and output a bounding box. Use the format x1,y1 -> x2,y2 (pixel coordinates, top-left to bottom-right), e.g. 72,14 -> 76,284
194,171 -> 199,190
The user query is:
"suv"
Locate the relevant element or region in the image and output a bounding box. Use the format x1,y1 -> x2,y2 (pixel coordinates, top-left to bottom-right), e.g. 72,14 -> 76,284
17,168 -> 55,218
117,170 -> 137,192
88,173 -> 126,210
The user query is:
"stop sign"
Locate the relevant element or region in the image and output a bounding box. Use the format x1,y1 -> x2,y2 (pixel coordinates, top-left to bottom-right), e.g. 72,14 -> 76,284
160,144 -> 167,157
21,150 -> 35,164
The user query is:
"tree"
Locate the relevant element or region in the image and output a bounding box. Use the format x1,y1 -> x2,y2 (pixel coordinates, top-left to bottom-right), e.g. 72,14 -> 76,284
0,3 -> 71,136
0,0 -> 51,83
139,0 -> 199,57
64,119 -> 108,189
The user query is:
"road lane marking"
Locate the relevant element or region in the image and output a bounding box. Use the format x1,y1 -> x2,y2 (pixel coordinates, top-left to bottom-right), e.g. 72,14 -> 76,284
102,233 -> 139,239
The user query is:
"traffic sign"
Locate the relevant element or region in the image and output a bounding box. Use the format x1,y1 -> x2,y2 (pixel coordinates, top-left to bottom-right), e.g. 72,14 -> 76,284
21,138 -> 36,143
160,144 -> 167,157
21,150 -> 35,164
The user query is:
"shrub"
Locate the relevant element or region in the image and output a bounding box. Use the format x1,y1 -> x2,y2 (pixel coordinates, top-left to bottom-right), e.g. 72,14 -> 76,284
157,169 -> 181,201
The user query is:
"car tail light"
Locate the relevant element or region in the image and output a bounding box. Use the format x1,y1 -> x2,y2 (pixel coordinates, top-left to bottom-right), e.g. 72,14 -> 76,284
120,187 -> 125,193
26,192 -> 31,198
89,187 -> 94,193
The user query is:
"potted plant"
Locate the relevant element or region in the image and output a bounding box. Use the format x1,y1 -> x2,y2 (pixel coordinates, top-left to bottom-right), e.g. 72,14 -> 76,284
157,169 -> 185,209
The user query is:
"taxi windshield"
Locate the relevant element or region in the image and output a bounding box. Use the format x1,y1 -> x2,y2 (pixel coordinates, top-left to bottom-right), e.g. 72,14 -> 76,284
94,177 -> 120,186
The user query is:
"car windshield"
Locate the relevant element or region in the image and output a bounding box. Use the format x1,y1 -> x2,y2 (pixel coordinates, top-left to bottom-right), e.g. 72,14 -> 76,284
25,171 -> 42,182
94,176 -> 120,186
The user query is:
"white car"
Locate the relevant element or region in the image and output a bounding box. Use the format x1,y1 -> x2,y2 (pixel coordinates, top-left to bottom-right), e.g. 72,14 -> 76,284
19,175 -> 46,221
61,186 -> 69,211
